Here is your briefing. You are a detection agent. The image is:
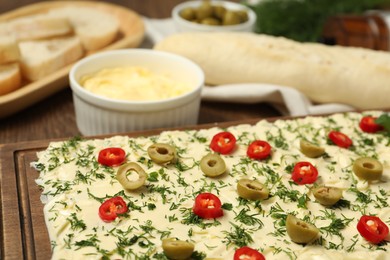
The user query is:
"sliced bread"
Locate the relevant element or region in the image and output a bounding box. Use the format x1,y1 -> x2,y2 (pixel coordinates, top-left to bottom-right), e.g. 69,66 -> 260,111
0,63 -> 21,95
0,35 -> 21,64
49,6 -> 120,51
19,36 -> 83,81
0,13 -> 72,41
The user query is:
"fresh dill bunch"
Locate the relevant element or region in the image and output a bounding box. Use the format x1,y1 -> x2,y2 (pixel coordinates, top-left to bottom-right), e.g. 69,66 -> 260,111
246,0 -> 390,42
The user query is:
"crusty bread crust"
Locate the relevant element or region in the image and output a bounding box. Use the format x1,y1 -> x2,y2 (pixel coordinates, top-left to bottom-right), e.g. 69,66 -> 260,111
0,63 -> 21,95
154,32 -> 390,110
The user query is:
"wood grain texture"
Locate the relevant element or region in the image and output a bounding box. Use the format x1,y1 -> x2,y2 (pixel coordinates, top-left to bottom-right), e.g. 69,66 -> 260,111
0,140 -> 47,259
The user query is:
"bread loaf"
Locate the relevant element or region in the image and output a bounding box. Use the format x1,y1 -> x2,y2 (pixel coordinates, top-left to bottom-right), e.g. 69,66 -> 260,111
0,35 -> 20,64
49,6 -> 120,51
0,63 -> 21,95
154,32 -> 390,110
19,36 -> 83,81
0,13 -> 72,41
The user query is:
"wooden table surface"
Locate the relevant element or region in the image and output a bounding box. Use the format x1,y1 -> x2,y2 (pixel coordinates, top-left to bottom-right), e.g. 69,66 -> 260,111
0,0 -> 281,145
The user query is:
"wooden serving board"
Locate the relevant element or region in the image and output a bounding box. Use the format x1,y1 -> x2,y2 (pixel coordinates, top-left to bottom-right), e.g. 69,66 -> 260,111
0,1 -> 145,119
0,119 -> 263,260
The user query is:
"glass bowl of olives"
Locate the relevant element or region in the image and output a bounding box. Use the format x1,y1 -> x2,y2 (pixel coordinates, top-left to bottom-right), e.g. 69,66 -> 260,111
172,0 -> 256,32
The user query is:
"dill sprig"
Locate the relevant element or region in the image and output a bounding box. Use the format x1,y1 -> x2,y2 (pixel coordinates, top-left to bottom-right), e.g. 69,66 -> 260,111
319,210 -> 354,238
67,213 -> 86,231
180,208 -> 221,229
234,208 -> 264,228
223,222 -> 254,248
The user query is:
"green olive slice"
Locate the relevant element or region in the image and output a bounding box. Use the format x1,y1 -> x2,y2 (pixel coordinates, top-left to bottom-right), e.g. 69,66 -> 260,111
352,157 -> 383,181
237,179 -> 269,200
116,162 -> 147,190
200,153 -> 226,177
195,1 -> 213,20
300,139 -> 325,158
286,214 -> 319,244
313,186 -> 342,206
162,238 -> 194,260
147,143 -> 176,165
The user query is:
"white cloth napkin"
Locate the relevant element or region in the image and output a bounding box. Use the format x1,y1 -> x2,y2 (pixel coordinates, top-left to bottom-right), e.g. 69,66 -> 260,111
143,17 -> 356,116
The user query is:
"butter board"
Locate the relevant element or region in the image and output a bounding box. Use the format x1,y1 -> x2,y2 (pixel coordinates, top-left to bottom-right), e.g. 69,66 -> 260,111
0,119 -> 259,259
3,112 -> 390,259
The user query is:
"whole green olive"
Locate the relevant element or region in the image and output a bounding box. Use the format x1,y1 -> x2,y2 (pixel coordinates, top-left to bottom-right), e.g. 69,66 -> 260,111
300,139 -> 325,158
236,10 -> 249,23
222,10 -> 241,25
200,153 -> 226,177
213,5 -> 226,19
237,179 -> 269,200
286,214 -> 319,244
195,1 -> 213,20
180,7 -> 196,21
162,238 -> 194,260
313,186 -> 342,206
179,1 -> 248,27
147,143 -> 176,165
116,162 -> 147,190
200,17 -> 220,26
352,157 -> 383,181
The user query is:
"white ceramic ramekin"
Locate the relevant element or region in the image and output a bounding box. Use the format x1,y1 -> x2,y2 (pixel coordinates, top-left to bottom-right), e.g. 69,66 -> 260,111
172,0 -> 257,33
69,49 -> 204,136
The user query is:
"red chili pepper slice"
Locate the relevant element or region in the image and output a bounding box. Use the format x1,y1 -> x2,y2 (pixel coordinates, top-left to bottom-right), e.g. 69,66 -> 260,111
359,116 -> 384,133
210,131 -> 237,155
328,131 -> 353,149
193,192 -> 223,219
98,196 -> 128,222
234,246 -> 265,260
291,161 -> 318,185
357,215 -> 389,244
98,147 -> 126,166
247,140 -> 271,160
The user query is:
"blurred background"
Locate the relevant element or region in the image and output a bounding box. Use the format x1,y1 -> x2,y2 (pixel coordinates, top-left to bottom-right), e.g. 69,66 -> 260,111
246,0 -> 390,51
3,0 -> 390,50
